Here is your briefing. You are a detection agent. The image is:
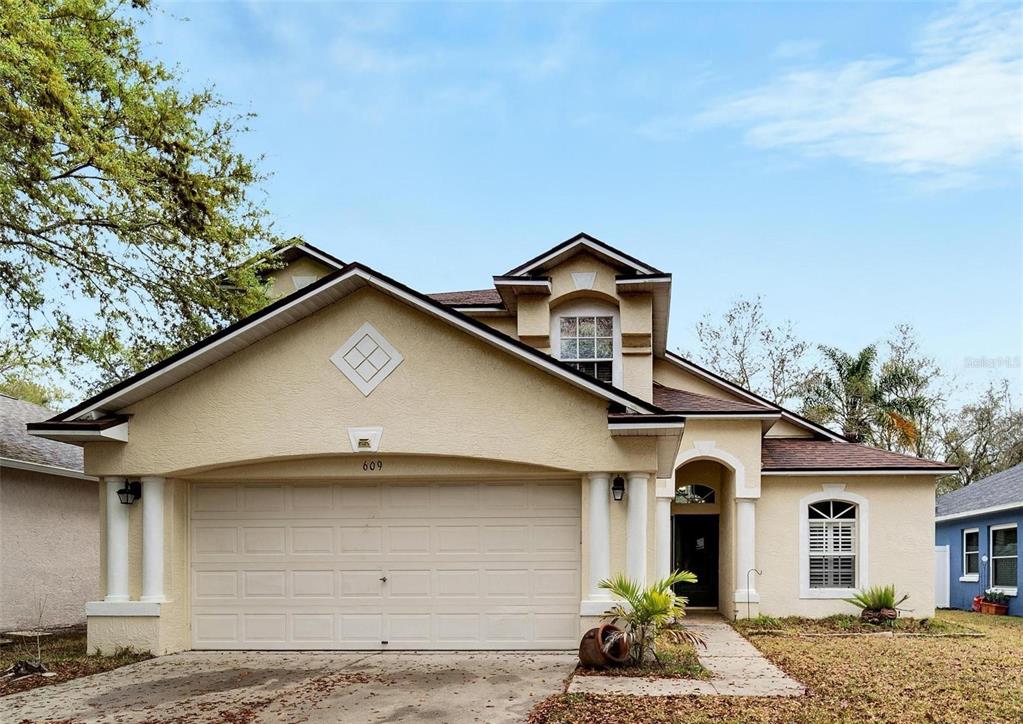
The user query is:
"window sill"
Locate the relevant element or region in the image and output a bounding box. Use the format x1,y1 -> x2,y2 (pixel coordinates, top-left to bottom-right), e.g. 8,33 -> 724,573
959,574 -> 980,583
800,588 -> 857,600
990,587 -> 1018,597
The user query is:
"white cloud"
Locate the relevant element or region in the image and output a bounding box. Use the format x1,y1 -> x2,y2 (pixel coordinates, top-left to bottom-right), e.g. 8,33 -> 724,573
694,2 -> 1022,182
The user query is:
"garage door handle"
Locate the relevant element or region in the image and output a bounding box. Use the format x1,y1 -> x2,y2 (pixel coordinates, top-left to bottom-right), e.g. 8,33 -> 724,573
379,576 -> 387,583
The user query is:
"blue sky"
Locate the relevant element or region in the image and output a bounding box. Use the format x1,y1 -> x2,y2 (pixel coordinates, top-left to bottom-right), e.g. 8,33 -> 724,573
143,1 -> 1022,401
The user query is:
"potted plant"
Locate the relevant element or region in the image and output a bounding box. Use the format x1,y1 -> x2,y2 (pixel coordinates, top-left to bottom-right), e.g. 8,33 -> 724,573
844,584 -> 909,624
980,589 -> 1009,615
595,570 -> 705,666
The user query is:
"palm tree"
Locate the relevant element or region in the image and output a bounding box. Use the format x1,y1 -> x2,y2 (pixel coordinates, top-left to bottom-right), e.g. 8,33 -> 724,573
802,344 -> 919,448
598,571 -> 705,664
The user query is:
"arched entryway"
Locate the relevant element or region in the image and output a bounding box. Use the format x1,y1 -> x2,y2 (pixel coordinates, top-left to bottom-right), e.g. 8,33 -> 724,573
672,459 -> 734,609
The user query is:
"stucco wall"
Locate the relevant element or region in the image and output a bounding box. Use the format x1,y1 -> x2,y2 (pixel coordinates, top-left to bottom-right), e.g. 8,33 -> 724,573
0,468 -> 99,629
85,287 -> 656,477
267,255 -> 334,299
757,475 -> 938,618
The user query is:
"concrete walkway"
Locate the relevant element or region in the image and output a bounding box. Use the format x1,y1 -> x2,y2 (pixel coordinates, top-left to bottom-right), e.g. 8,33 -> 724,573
1,650 -> 577,723
568,614 -> 805,697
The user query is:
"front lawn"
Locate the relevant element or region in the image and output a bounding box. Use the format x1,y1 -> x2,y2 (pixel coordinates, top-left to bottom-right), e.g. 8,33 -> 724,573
530,610 -> 1023,723
1,627 -> 151,697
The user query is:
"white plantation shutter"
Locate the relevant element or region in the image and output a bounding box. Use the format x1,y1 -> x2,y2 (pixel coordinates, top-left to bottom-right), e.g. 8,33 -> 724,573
807,502 -> 857,588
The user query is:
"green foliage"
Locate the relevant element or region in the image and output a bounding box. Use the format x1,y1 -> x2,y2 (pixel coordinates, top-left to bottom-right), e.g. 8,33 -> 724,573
0,0 -> 279,388
844,585 -> 909,612
598,570 -> 705,664
984,589 -> 1009,605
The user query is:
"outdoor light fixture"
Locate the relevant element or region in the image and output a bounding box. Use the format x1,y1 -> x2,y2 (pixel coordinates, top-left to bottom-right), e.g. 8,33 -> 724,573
117,481 -> 142,505
611,475 -> 626,501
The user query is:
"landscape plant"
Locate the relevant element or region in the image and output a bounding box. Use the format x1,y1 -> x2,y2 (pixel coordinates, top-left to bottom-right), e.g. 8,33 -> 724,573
597,570 -> 705,665
844,584 -> 909,625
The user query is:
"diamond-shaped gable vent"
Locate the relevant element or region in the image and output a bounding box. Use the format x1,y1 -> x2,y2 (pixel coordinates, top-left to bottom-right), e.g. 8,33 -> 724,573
330,322 -> 404,396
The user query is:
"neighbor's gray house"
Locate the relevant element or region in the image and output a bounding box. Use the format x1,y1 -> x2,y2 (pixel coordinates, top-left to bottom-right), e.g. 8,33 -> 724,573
0,394 -> 99,629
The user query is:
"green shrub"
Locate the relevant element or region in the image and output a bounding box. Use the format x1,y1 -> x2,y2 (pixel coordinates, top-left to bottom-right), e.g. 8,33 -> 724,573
844,584 -> 909,612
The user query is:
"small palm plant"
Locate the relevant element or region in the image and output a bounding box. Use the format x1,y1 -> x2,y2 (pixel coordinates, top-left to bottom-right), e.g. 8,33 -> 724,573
844,584 -> 909,624
598,570 -> 705,665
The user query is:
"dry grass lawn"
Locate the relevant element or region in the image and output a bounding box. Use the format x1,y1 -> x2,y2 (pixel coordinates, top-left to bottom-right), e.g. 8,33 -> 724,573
530,610 -> 1023,723
1,626 -> 150,697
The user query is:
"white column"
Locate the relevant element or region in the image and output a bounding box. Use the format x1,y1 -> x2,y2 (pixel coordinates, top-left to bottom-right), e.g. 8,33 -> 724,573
735,497 -> 759,606
104,477 -> 129,602
654,478 -> 674,580
583,473 -> 612,610
626,472 -> 649,584
141,476 -> 166,603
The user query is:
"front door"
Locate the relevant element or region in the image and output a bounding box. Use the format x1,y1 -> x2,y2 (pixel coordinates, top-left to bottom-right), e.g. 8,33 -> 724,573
672,514 -> 719,607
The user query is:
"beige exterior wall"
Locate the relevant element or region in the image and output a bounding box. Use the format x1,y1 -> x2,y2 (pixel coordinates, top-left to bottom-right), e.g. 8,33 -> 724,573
267,255 -> 334,299
653,358 -> 749,403
756,475 -> 937,618
0,467 -> 99,629
471,314 -> 517,338
85,287 -> 656,477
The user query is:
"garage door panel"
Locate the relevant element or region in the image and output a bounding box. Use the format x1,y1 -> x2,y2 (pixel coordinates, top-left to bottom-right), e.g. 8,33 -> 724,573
191,480 -> 579,649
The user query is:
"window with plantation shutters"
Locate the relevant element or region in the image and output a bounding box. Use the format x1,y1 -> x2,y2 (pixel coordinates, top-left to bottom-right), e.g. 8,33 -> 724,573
807,500 -> 857,589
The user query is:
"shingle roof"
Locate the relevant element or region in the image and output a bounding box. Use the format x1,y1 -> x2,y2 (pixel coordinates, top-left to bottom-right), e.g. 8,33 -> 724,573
936,463 -> 1023,517
653,383 -> 774,414
762,438 -> 955,472
428,289 -> 503,306
0,394 -> 83,471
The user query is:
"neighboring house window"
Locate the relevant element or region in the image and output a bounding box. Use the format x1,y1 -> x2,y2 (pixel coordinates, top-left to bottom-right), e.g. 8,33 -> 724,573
807,500 -> 857,589
559,315 -> 613,383
990,524 -> 1018,592
963,528 -> 980,577
675,484 -> 716,504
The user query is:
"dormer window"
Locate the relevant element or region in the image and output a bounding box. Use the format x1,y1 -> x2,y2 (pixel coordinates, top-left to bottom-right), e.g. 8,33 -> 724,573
560,315 -> 613,383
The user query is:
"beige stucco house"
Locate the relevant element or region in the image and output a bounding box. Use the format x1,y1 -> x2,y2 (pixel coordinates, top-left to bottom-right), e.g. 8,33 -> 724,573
29,234 -> 954,655
1,394 -> 99,630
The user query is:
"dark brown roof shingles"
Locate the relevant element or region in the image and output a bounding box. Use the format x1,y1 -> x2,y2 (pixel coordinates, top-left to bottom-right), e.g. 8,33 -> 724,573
762,438 -> 953,471
427,289 -> 502,306
653,382 -> 772,414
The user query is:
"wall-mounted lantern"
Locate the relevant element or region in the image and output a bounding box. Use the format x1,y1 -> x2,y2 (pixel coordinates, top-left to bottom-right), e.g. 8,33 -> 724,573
611,475 -> 626,502
117,481 -> 142,505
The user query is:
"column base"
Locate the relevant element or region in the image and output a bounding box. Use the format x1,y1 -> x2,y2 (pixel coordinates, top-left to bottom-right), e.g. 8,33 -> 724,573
580,597 -> 614,616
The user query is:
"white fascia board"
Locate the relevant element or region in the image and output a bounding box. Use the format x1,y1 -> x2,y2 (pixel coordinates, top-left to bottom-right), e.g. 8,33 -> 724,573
0,457 -> 96,481
278,242 -> 344,269
493,278 -> 551,289
763,468 -> 954,477
662,351 -> 846,442
453,306 -> 507,314
935,502 -> 1023,522
615,276 -> 672,286
512,239 -> 659,277
608,422 -> 685,435
28,423 -> 129,443
57,266 -> 660,421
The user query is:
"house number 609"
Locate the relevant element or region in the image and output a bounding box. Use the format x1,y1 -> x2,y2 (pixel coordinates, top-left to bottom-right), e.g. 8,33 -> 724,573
363,460 -> 383,472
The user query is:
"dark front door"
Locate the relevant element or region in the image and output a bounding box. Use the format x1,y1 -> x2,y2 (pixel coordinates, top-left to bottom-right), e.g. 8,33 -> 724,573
673,514 -> 719,607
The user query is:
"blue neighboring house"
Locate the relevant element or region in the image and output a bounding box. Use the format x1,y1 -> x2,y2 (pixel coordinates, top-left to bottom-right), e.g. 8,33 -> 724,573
935,463 -> 1022,616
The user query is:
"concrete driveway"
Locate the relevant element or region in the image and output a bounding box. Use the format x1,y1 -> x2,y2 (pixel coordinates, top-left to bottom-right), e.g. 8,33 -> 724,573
0,650 -> 577,723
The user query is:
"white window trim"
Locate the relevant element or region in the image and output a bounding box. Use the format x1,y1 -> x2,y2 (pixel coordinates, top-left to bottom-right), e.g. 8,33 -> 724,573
799,485 -> 869,599
549,299 -> 622,389
989,523 -> 1018,596
961,527 -> 980,581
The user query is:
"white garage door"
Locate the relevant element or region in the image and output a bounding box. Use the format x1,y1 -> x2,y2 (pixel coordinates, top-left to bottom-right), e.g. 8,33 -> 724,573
190,480 -> 581,650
